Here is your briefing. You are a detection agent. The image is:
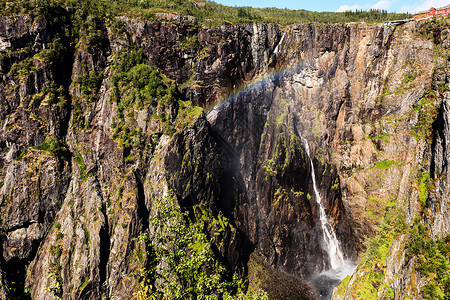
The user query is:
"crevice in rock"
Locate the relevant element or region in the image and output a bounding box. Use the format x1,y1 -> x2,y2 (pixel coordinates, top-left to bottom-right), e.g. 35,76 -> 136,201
2,257 -> 31,299
1,236 -> 39,300
93,176 -> 110,294
4,220 -> 38,234
179,193 -> 195,208
134,172 -> 149,230
98,220 -> 110,293
430,100 -> 446,179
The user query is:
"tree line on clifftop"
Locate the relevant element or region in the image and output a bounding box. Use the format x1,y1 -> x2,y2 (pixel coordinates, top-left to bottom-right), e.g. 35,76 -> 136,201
1,0 -> 411,26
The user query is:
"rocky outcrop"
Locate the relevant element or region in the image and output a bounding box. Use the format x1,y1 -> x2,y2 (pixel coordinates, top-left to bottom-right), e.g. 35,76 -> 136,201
122,18 -> 281,107
332,21 -> 450,299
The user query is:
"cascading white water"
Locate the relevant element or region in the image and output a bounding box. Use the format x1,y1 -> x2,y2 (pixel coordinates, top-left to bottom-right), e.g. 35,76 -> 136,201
298,133 -> 344,269
273,32 -> 286,55
296,127 -> 356,298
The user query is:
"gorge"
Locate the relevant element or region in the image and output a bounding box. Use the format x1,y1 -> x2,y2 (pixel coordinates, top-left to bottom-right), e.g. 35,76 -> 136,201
0,2 -> 449,299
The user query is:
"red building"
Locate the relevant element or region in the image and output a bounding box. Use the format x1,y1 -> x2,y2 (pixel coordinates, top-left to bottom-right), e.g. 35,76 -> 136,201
413,4 -> 450,19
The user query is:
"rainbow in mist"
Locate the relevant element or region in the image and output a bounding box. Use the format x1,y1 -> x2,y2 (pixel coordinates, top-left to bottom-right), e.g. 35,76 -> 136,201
206,58 -> 317,116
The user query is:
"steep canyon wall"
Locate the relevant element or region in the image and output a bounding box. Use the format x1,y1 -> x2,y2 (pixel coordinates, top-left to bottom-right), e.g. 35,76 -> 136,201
0,9 -> 449,299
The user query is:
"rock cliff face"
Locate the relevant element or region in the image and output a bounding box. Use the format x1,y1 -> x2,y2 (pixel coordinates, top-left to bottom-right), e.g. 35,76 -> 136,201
0,7 -> 449,299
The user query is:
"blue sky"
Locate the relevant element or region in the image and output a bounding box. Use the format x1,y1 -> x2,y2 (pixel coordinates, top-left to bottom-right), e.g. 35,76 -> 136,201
214,0 -> 450,13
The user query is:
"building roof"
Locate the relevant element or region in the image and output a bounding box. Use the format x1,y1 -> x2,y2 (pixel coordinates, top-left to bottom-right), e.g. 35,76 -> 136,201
413,4 -> 450,15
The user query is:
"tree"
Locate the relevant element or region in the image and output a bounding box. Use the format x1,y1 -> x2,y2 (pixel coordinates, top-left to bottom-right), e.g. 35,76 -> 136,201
134,193 -> 267,299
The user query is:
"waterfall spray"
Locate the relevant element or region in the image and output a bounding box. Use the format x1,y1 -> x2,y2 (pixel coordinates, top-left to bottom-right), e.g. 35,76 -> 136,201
296,126 -> 356,298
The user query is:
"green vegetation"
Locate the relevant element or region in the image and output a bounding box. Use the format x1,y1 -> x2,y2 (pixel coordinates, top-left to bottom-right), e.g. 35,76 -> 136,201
343,159 -> 448,299
74,70 -> 103,103
8,56 -> 37,76
45,219 -> 65,299
45,262 -> 63,299
173,33 -> 202,49
0,0 -> 410,26
41,82 -> 67,107
175,100 -> 204,130
72,68 -> 103,128
373,159 -> 397,170
412,92 -> 435,112
416,171 -> 432,208
73,152 -> 96,181
4,10 -> 72,78
110,48 -> 180,159
262,125 -> 296,179
14,148 -> 27,161
369,131 -> 391,143
118,185 -> 124,199
37,34 -> 68,61
410,91 -> 439,141
134,193 -> 266,299
108,47 -> 203,166
32,137 -> 69,160
415,17 -> 450,46
335,275 -> 351,296
402,72 -> 418,84
77,14 -> 106,50
112,49 -> 175,109
365,203 -> 407,262
406,219 -> 450,299
79,276 -> 90,292
336,201 -> 407,299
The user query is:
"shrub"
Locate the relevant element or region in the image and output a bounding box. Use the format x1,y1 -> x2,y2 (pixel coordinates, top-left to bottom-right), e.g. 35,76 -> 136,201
32,137 -> 69,160
136,194 -> 249,299
75,69 -> 103,102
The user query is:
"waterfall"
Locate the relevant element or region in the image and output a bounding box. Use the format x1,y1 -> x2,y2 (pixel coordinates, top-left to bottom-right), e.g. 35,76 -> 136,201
273,32 -> 286,55
296,126 -> 356,298
298,132 -> 344,269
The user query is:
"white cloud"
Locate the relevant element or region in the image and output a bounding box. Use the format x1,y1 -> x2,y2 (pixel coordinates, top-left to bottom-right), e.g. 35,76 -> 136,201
336,4 -> 364,12
370,0 -> 392,10
400,0 -> 450,13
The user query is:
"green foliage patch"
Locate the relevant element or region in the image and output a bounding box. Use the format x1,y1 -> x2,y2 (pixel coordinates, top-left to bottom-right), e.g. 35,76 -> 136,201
415,17 -> 450,46
42,82 -> 67,107
110,48 -> 192,163
402,72 -> 418,84
417,171 -> 432,208
112,49 -> 175,109
8,56 -> 37,76
134,193 -> 266,299
73,151 -> 96,181
406,218 -> 450,299
410,91 -> 439,141
32,137 -> 69,160
373,159 -> 397,170
336,201 -> 407,299
74,69 -> 104,103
